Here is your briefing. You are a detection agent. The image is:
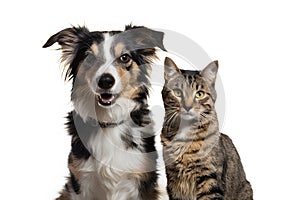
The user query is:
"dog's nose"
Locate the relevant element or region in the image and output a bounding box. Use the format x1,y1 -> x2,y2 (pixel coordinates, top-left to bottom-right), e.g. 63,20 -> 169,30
98,73 -> 115,89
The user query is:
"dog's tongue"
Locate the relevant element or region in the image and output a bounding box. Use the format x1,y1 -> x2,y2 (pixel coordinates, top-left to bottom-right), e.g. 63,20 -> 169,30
100,93 -> 114,103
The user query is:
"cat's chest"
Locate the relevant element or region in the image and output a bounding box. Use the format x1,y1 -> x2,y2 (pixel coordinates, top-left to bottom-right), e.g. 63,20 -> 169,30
165,140 -> 203,164
166,160 -> 199,199
164,140 -> 206,198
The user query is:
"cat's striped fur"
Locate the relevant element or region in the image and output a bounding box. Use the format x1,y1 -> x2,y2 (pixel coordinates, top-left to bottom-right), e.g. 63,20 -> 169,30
161,57 -> 253,200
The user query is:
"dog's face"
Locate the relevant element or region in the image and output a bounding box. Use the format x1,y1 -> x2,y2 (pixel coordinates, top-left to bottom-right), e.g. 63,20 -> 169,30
43,26 -> 165,122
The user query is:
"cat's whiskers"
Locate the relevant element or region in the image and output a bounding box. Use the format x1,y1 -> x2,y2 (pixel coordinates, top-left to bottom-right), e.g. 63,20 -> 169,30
165,110 -> 179,126
165,104 -> 179,109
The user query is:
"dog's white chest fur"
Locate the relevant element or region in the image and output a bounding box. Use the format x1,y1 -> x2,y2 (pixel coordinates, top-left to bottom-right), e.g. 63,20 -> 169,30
71,158 -> 140,200
71,126 -> 148,200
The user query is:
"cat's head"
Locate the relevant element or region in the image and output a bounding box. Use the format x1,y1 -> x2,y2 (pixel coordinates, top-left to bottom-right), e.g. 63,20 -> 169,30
162,57 -> 218,123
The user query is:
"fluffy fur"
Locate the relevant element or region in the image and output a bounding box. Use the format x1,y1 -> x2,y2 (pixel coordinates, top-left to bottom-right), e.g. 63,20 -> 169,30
43,25 -> 165,200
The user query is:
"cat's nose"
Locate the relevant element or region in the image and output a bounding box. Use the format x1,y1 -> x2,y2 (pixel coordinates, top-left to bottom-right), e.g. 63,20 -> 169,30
183,105 -> 192,112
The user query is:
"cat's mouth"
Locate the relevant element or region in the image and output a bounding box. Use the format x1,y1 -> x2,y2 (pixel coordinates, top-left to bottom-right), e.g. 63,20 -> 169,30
181,112 -> 196,121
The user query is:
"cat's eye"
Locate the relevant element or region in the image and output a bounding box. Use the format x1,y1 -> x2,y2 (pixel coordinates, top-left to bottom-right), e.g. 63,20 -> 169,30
173,89 -> 182,97
195,90 -> 205,99
119,54 -> 131,63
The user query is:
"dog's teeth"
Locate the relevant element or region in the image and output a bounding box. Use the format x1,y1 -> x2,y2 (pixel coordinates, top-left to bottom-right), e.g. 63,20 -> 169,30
97,93 -> 118,106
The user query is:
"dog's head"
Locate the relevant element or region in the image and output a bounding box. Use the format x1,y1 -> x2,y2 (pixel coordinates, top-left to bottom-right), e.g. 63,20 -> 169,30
43,25 -> 165,122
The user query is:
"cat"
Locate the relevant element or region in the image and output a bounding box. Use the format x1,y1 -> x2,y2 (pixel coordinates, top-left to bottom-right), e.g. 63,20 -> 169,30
161,57 -> 253,200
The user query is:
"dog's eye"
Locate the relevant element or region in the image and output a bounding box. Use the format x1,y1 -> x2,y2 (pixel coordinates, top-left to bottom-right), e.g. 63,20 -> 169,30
119,54 -> 131,63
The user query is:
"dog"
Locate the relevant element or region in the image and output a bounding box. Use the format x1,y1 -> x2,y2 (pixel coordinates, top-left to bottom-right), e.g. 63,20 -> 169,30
43,25 -> 165,200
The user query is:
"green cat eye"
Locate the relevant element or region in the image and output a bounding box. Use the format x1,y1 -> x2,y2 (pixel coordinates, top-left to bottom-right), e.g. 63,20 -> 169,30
195,90 -> 205,99
173,89 -> 182,97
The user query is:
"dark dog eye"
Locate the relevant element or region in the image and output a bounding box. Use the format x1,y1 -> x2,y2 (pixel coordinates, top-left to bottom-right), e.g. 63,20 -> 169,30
119,54 -> 131,63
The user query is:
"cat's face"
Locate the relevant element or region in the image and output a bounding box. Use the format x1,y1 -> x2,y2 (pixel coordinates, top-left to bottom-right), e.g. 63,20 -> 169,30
162,57 -> 218,123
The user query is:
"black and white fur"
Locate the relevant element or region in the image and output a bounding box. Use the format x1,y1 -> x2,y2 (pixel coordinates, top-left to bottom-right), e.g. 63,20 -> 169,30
43,25 -> 165,200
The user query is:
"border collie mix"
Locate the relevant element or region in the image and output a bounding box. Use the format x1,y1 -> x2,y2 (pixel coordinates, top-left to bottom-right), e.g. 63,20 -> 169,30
43,25 -> 165,200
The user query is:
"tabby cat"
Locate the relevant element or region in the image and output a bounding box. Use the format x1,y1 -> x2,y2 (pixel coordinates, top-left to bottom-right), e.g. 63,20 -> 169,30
161,57 -> 253,200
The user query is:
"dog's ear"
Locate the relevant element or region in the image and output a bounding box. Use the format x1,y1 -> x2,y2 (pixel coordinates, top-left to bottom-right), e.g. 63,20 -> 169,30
43,26 -> 91,62
43,26 -> 92,79
124,26 -> 166,51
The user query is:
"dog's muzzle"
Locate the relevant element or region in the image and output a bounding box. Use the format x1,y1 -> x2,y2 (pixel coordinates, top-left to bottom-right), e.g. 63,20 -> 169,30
98,73 -> 115,89
97,93 -> 119,106
97,73 -> 119,107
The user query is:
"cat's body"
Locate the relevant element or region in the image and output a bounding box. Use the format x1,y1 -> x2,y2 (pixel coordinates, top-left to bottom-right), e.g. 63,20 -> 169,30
161,57 -> 253,200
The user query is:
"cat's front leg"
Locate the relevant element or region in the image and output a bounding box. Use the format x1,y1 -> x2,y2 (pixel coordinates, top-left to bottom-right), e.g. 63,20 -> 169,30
196,192 -> 224,200
167,195 -> 183,200
195,178 -> 224,200
196,197 -> 223,200
166,186 -> 183,200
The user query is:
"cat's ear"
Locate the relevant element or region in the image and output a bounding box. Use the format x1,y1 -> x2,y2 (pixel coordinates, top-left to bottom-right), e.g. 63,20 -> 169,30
164,57 -> 180,80
202,60 -> 218,84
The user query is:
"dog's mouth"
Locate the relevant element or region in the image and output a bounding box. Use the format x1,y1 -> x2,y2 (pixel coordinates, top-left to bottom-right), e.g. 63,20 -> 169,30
97,93 -> 119,106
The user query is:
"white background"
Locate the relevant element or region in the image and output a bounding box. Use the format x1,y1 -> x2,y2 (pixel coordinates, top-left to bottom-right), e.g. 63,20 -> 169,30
1,0 -> 300,199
